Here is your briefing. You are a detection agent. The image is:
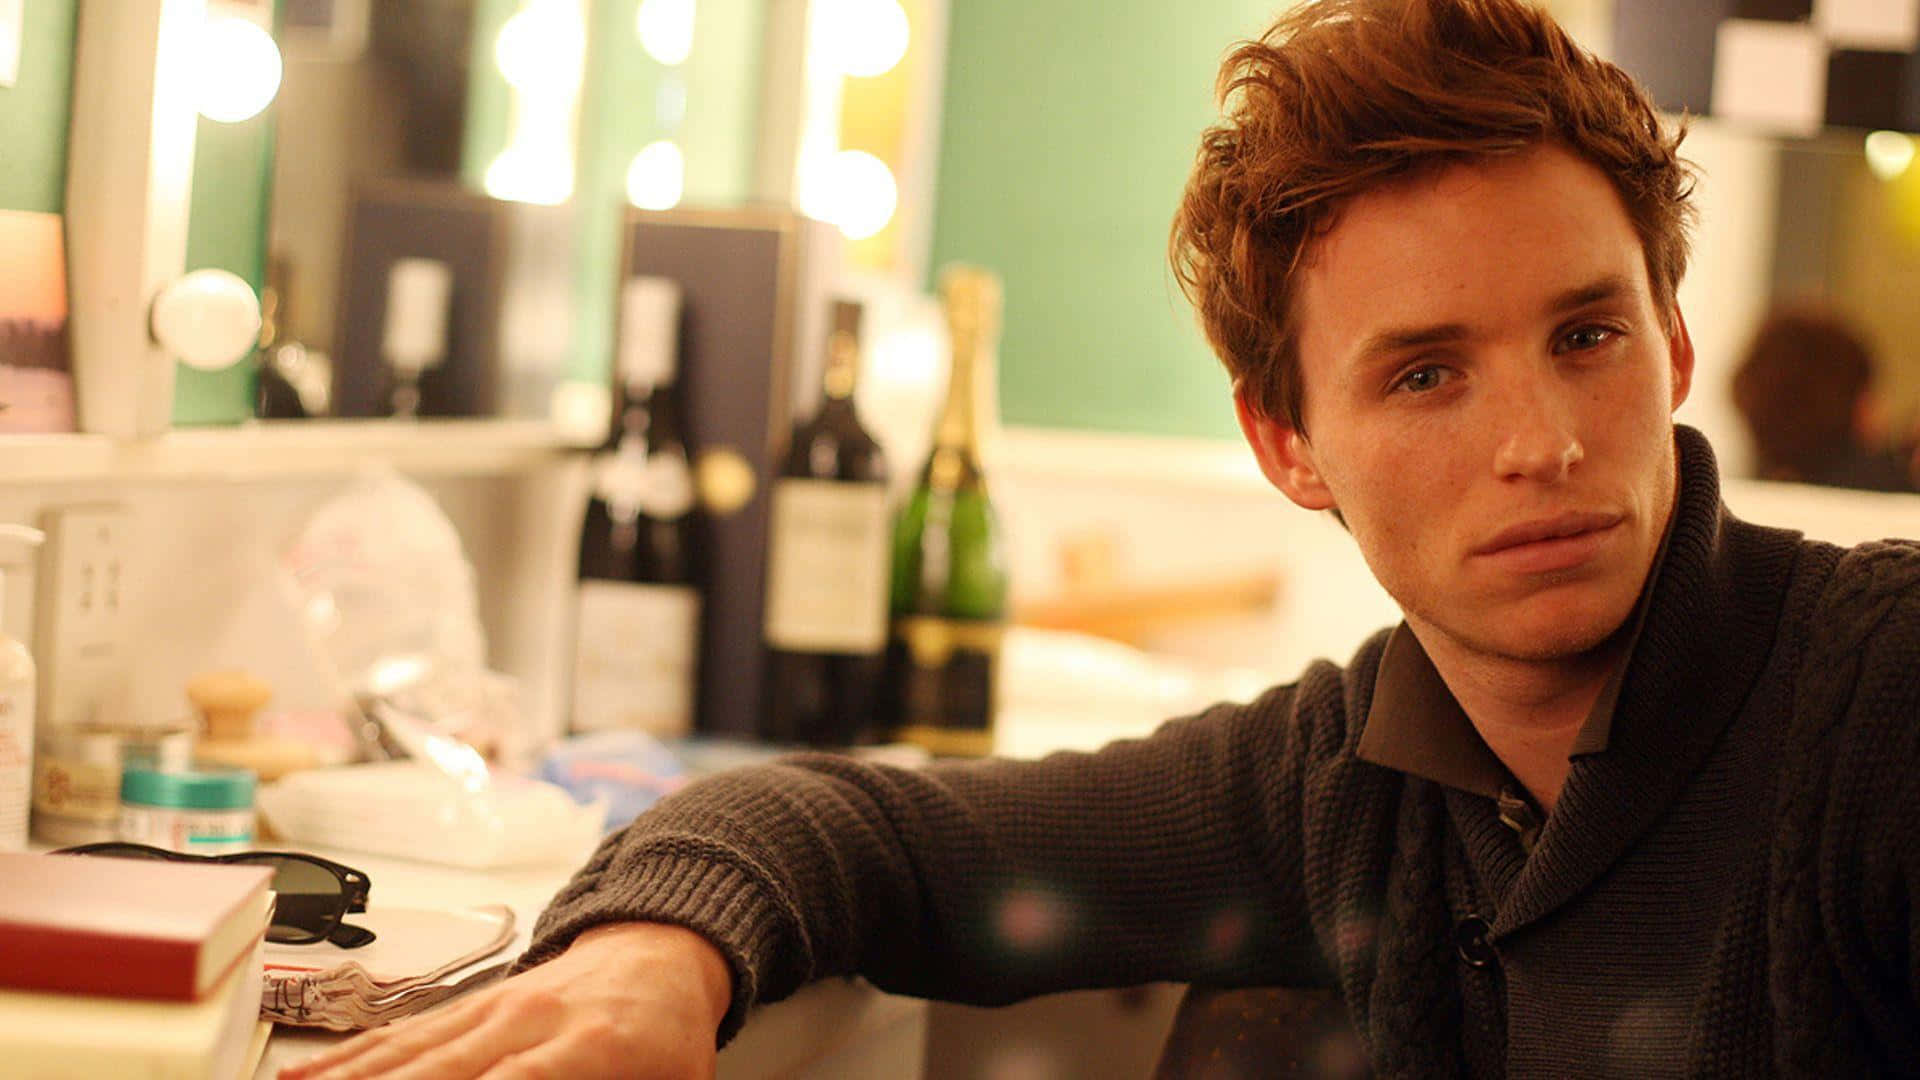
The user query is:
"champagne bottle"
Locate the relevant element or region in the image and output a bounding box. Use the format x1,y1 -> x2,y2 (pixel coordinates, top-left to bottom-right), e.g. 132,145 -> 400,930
762,299 -> 892,746
884,266 -> 1010,757
571,276 -> 702,737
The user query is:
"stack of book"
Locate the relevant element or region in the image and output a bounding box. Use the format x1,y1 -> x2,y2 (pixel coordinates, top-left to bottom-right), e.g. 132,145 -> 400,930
0,852 -> 275,1079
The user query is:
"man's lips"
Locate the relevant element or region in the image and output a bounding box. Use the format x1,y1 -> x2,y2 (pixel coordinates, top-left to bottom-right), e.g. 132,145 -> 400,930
1472,511 -> 1626,557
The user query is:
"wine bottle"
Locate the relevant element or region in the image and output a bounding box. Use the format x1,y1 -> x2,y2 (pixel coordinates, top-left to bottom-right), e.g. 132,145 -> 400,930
884,266 -> 1010,757
570,276 -> 702,738
762,299 -> 891,746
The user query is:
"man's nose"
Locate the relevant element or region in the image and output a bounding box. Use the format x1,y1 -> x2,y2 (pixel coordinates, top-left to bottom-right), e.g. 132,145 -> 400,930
1491,374 -> 1584,483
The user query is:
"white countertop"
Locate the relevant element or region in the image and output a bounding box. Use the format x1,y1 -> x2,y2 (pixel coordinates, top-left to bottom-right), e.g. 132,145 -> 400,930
248,843 -> 927,1080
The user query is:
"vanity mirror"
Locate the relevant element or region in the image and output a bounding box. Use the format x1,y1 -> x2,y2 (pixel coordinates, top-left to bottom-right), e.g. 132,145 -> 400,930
258,0 -> 778,425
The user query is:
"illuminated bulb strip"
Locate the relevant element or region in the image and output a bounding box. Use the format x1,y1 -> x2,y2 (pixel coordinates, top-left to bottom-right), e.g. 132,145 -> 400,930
487,0 -> 588,205
821,0 -> 909,78
637,0 -> 697,66
1865,130 -> 1915,183
799,149 -> 898,239
627,140 -> 687,210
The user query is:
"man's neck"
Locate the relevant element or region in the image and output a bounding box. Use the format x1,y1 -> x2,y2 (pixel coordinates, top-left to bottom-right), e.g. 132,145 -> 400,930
1409,623 -> 1628,813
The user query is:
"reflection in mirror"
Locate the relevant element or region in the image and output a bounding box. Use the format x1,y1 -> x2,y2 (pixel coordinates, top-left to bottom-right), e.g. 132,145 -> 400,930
266,0 -> 479,419
1741,129 -> 1920,492
261,0 -> 775,427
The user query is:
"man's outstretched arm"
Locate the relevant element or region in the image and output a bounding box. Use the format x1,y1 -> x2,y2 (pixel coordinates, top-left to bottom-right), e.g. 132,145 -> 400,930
284,671 -> 1345,1079
527,679 -> 1335,1032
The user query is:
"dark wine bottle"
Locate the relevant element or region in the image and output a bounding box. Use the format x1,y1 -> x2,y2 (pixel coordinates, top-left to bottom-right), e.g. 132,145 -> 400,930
571,276 -> 701,737
762,299 -> 892,746
884,266 -> 1009,757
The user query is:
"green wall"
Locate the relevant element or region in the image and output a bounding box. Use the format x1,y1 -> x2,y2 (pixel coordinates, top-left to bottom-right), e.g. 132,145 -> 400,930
927,0 -> 1280,440
0,0 -> 76,213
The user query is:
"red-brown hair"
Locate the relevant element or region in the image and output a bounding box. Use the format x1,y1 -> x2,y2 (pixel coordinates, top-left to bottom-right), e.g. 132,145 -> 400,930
1170,0 -> 1697,431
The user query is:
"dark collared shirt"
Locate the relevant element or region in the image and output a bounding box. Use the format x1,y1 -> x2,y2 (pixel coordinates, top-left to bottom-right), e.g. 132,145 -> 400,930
1355,520 -> 1671,851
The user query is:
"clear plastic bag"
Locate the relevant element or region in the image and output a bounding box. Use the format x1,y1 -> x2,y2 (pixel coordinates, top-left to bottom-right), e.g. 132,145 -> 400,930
280,469 -> 487,699
264,471 -> 602,865
277,469 -> 524,765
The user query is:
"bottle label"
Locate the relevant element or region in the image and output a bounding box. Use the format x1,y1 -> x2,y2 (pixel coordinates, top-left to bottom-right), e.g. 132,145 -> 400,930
591,441 -> 695,520
32,756 -> 121,821
573,580 -> 700,737
118,805 -> 255,854
764,479 -> 891,652
889,616 -> 1003,754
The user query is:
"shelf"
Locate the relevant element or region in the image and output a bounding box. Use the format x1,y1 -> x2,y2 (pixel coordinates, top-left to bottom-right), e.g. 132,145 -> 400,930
0,419 -> 592,484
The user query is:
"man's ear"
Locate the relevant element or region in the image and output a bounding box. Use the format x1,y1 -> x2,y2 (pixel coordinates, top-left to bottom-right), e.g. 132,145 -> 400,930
1667,305 -> 1695,411
1234,386 -> 1336,511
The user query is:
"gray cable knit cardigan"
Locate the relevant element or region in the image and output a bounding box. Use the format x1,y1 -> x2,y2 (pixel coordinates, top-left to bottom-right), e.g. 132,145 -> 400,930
516,428 -> 1920,1077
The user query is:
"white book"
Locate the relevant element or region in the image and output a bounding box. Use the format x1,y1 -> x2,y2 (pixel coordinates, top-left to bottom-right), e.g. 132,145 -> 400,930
0,937 -> 265,1080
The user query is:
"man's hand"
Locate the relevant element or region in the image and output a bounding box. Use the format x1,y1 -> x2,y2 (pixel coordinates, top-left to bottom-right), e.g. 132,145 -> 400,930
278,921 -> 733,1080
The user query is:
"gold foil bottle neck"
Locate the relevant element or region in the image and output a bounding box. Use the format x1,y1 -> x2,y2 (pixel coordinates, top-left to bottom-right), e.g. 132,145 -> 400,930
933,264 -> 1003,459
824,330 -> 859,400
939,264 -> 1003,345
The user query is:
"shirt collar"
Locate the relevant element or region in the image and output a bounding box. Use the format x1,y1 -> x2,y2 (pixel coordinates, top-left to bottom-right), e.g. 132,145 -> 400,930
1355,480 -> 1677,796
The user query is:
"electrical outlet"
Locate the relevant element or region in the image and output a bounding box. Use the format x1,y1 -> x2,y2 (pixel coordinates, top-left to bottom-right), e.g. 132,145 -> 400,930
35,504 -> 131,730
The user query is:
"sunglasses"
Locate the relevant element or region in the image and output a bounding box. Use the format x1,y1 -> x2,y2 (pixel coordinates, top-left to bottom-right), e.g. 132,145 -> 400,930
52,842 -> 377,949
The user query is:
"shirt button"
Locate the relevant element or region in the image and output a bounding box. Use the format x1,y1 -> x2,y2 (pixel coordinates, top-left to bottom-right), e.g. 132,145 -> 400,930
1453,915 -> 1498,969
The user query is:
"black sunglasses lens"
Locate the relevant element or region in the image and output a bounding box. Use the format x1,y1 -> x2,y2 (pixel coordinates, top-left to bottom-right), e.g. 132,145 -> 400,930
261,858 -> 347,944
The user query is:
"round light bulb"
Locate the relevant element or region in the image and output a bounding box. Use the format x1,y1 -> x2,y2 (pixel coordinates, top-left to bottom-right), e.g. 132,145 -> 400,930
151,269 -> 263,371
801,150 -> 897,240
636,0 -> 696,66
495,6 -> 587,93
195,16 -> 283,123
626,141 -> 687,210
485,145 -> 574,205
1865,130 -> 1916,183
816,0 -> 909,78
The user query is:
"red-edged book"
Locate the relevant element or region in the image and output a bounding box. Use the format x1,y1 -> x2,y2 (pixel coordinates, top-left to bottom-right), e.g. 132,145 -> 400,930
0,851 -> 275,1001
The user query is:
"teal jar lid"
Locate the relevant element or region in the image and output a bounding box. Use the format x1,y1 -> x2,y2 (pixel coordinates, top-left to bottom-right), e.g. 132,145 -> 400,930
120,766 -> 256,810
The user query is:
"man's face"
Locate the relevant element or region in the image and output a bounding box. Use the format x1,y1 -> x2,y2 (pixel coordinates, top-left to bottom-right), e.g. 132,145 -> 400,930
1239,144 -> 1694,664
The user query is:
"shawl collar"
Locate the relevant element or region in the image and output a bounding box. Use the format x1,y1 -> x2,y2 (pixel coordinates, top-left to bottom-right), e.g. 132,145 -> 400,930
1486,426 -> 1803,935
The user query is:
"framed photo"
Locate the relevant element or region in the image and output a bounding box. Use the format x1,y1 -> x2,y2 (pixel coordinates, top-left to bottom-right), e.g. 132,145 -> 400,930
0,209 -> 75,434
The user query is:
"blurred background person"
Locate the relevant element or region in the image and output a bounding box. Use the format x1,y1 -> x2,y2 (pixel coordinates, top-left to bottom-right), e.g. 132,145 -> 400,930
1731,300 -> 1916,492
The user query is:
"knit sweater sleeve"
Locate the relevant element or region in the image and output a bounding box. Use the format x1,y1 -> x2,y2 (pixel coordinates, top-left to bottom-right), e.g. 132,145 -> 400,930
1778,538 -> 1920,1071
1840,542 -> 1920,1061
511,669 -> 1346,1045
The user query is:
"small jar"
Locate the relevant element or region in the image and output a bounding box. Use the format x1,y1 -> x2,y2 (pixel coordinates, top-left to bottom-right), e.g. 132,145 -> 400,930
31,725 -> 126,847
118,766 -> 257,854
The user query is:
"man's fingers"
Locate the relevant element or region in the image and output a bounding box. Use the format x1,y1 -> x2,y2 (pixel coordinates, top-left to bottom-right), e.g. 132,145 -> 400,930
352,993 -> 576,1080
278,991 -> 523,1079
475,1021 -> 713,1080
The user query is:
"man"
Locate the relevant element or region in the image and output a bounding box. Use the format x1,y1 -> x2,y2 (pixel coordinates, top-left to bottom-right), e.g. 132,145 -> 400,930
288,0 -> 1920,1076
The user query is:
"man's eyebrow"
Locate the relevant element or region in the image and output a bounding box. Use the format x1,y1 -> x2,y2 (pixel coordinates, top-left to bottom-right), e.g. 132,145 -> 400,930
1546,274 -> 1634,314
1353,322 -> 1471,362
1351,275 -> 1638,363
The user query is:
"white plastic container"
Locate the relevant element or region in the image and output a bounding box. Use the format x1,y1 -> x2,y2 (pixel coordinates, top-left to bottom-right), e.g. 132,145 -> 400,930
0,525 -> 45,852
